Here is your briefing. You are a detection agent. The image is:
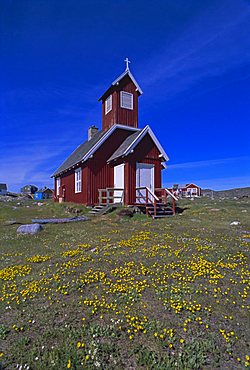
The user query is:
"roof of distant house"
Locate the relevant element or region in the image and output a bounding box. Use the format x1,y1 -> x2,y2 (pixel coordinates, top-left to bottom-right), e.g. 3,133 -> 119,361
0,183 -> 7,190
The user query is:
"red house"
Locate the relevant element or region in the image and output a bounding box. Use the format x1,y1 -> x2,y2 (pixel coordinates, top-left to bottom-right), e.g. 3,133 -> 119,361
168,183 -> 201,197
52,60 -> 176,216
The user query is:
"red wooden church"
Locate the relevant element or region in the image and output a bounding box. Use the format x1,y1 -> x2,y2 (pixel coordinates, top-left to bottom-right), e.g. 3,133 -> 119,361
52,60 -> 176,216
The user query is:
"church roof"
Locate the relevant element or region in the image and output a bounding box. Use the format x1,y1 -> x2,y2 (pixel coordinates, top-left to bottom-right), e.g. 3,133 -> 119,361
108,125 -> 169,163
52,130 -> 106,177
98,68 -> 143,101
52,124 -> 138,177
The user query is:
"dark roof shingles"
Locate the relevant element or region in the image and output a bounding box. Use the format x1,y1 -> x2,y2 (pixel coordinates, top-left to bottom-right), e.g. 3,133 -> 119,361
108,130 -> 142,162
52,130 -> 106,177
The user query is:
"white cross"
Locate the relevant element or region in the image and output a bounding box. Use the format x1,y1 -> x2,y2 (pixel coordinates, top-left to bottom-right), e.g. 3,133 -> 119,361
124,57 -> 131,71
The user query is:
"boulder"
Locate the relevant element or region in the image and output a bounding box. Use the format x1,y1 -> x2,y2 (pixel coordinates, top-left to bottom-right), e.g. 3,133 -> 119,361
230,221 -> 240,226
17,223 -> 43,234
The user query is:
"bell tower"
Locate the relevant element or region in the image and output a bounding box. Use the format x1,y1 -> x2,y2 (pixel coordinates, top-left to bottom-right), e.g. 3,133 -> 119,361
99,59 -> 143,131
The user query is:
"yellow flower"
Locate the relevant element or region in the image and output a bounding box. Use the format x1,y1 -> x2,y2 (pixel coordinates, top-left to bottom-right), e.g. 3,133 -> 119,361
77,342 -> 81,348
67,359 -> 71,368
86,355 -> 89,360
180,339 -> 185,344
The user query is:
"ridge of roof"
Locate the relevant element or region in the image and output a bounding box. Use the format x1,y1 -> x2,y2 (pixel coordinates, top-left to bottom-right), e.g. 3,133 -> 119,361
112,70 -> 143,95
98,69 -> 143,101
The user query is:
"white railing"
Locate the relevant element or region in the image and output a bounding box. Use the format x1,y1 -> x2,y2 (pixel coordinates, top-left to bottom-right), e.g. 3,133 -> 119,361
98,188 -> 124,205
155,188 -> 178,214
135,187 -> 159,216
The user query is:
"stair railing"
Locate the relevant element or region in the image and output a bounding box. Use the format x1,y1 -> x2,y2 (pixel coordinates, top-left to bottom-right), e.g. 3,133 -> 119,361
98,188 -> 124,205
135,187 -> 159,216
155,188 -> 178,215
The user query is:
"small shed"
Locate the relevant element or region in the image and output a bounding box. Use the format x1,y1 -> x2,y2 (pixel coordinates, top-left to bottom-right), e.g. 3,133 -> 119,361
34,187 -> 53,200
21,185 -> 38,195
0,184 -> 7,195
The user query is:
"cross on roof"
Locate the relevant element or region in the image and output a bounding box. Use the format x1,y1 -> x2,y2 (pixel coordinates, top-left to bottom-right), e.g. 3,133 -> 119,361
124,57 -> 131,71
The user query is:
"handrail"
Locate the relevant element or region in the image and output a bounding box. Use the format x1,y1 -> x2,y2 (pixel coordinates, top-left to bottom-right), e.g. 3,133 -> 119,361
98,188 -> 124,205
155,187 -> 177,215
135,187 -> 158,216
136,187 -> 159,202
155,188 -> 178,201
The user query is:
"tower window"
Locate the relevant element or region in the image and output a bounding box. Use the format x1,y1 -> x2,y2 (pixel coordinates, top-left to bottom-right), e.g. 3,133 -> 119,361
120,91 -> 133,110
105,95 -> 112,114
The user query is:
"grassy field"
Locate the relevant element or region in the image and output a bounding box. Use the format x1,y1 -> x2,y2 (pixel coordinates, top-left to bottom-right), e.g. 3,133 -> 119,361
0,197 -> 249,369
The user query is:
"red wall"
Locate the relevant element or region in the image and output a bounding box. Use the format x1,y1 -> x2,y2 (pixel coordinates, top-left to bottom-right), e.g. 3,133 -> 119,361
121,135 -> 162,204
55,131 -> 164,206
102,76 -> 139,131
55,129 -> 135,205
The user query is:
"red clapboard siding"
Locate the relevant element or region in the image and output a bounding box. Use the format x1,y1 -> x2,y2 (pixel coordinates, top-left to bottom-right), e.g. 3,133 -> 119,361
87,128 -> 134,204
123,135 -> 162,204
102,76 -> 139,131
59,166 -> 88,204
56,129 -> 136,205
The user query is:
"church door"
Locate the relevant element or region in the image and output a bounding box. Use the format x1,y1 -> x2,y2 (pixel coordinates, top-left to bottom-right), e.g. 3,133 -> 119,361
136,163 -> 155,203
114,164 -> 124,203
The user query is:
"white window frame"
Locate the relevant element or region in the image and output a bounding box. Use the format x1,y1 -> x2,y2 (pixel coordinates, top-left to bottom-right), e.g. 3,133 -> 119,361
105,95 -> 112,115
120,91 -> 133,110
56,177 -> 60,196
75,168 -> 82,193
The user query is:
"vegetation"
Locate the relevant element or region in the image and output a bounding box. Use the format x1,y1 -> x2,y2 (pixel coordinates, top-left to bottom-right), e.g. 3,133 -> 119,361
0,197 -> 249,369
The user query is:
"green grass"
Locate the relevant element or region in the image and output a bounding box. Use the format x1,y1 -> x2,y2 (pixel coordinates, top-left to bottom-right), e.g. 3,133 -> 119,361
0,197 -> 249,369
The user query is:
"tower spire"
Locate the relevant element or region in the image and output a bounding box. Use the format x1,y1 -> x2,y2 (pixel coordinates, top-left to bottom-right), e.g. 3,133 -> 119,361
124,57 -> 131,71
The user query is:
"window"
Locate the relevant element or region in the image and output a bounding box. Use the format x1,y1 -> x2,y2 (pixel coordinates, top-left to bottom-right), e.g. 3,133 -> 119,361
75,168 -> 82,193
105,95 -> 112,114
56,177 -> 60,196
120,91 -> 133,110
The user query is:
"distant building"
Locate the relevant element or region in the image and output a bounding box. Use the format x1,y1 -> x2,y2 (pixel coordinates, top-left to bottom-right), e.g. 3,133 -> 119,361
0,183 -> 7,195
34,187 -> 53,200
168,183 -> 201,198
21,185 -> 38,195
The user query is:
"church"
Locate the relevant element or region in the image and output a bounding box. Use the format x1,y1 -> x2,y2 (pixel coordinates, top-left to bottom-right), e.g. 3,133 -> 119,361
52,59 -> 176,215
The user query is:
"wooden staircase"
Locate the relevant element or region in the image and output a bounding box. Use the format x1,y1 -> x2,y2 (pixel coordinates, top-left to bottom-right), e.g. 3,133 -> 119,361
135,187 -> 178,219
88,204 -> 119,216
139,203 -> 175,219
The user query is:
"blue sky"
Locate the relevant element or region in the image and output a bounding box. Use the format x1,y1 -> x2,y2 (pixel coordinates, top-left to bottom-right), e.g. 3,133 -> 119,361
0,0 -> 249,192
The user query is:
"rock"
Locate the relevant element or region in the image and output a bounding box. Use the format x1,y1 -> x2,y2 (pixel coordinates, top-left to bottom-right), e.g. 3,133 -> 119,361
17,223 -> 43,234
230,221 -> 240,226
37,202 -> 44,206
117,209 -> 134,218
4,220 -> 20,226
242,210 -> 247,213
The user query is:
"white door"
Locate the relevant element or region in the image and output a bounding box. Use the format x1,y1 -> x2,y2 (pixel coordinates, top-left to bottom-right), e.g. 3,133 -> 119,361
136,163 -> 154,203
114,164 -> 124,203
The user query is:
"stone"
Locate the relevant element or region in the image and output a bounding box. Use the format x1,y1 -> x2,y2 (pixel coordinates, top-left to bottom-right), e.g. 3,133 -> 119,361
230,221 -> 240,226
17,223 -> 43,234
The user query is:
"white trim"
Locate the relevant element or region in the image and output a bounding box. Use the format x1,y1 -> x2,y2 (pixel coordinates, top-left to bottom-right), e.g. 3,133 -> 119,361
120,91 -> 133,110
112,70 -> 143,95
124,125 -> 169,162
51,124 -> 140,177
75,168 -> 82,193
81,124 -> 139,163
105,95 -> 112,114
